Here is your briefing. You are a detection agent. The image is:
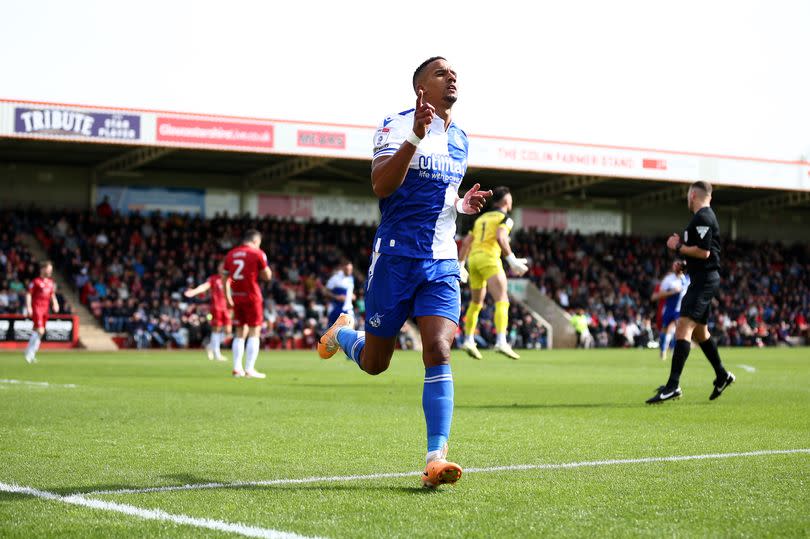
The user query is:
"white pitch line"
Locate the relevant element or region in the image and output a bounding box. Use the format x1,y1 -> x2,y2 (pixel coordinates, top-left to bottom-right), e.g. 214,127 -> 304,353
86,448 -> 810,496
738,364 -> 757,373
0,481 -> 319,539
0,378 -> 77,388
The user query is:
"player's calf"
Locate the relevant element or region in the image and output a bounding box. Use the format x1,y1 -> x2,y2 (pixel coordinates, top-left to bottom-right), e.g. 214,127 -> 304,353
358,336 -> 396,375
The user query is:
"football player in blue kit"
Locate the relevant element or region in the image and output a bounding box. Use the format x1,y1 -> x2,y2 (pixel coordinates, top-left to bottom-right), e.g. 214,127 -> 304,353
652,260 -> 690,360
318,57 -> 491,488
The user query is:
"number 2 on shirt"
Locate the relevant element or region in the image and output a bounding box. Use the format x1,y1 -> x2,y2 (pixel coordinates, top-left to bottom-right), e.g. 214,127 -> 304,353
232,259 -> 245,280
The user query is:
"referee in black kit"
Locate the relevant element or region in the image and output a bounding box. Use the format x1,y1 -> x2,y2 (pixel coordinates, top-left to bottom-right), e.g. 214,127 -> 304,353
647,181 -> 735,404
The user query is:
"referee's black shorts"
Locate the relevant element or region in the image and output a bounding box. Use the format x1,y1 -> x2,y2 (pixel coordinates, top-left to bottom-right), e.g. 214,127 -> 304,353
680,270 -> 720,325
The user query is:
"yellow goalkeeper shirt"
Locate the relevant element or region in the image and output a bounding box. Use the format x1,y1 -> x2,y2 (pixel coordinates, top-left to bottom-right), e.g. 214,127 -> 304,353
470,210 -> 514,259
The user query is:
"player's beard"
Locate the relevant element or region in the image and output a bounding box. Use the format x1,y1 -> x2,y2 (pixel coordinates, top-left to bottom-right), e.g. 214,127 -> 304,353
444,93 -> 458,105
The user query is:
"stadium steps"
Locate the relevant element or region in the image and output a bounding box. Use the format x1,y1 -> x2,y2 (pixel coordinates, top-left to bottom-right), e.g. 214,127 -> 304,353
20,233 -> 119,351
517,280 -> 579,349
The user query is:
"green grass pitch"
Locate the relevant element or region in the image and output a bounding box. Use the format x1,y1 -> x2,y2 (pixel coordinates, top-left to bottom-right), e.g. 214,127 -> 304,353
1,347 -> 808,538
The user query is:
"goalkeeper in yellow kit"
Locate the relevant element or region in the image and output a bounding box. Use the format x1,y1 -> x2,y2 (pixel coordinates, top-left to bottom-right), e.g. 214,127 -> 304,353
458,186 -> 528,359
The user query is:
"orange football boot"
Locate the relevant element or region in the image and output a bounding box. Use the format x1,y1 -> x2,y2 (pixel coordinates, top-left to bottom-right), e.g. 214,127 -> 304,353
317,313 -> 354,359
421,444 -> 462,488
422,460 -> 463,489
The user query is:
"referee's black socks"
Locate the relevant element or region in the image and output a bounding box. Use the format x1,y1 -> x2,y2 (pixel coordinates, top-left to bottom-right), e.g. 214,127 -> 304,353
666,339 -> 691,389
699,337 -> 727,380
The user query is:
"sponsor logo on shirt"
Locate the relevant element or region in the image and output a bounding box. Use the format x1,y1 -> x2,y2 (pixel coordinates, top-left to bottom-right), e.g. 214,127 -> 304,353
417,153 -> 466,182
374,128 -> 390,149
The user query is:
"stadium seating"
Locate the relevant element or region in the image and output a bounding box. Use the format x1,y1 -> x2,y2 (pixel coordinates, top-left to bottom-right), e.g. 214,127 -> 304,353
0,211 -> 71,315
38,211 -> 375,349
510,229 -> 809,347
3,209 -> 807,349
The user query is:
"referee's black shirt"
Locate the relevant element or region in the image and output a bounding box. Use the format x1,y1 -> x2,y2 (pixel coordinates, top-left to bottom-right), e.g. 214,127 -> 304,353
683,206 -> 720,275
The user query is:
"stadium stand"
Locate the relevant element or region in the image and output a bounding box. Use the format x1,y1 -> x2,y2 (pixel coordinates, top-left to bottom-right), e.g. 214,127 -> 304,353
37,210 -> 376,349
0,211 -> 70,316
510,229 -> 810,347
2,209 -> 807,349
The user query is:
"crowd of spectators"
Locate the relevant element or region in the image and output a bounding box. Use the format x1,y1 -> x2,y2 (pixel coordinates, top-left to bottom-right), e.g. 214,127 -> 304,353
458,290 -> 549,350
3,208 -> 807,350
38,210 -> 375,349
510,229 -> 810,348
0,212 -> 70,316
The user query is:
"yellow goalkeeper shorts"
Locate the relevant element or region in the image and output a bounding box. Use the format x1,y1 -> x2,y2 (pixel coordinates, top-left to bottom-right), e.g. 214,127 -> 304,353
467,252 -> 504,290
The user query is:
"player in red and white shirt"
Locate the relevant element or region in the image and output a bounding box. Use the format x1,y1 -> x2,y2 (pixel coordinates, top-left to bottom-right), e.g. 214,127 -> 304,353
224,229 -> 272,378
24,260 -> 59,364
184,262 -> 232,362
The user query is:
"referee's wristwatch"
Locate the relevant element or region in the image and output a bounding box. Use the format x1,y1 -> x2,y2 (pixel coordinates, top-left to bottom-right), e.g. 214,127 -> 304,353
675,241 -> 684,255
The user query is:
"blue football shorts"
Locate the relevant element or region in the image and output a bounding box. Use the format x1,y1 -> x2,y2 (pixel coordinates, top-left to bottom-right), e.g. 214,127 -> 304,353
662,308 -> 680,328
363,253 -> 461,338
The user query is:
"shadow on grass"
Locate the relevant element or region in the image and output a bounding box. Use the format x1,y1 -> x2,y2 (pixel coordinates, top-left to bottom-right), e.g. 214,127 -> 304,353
35,473 -> 438,498
457,402 -> 638,410
21,477 -> 439,499
45,473 -> 218,496
215,484 -> 438,495
458,401 -> 713,410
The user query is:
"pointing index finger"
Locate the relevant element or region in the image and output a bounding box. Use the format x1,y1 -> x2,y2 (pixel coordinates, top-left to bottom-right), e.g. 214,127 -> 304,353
416,89 -> 423,108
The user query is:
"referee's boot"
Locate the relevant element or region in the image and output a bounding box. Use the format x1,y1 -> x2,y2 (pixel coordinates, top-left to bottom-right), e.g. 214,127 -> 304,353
709,371 -> 735,400
646,384 -> 682,404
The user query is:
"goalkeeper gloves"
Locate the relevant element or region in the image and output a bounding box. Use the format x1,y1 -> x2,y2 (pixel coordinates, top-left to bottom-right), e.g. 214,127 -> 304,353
458,261 -> 469,283
505,253 -> 529,276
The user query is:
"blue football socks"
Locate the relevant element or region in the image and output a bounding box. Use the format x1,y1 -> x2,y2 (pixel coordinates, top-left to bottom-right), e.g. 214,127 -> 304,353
336,327 -> 365,369
422,364 -> 454,452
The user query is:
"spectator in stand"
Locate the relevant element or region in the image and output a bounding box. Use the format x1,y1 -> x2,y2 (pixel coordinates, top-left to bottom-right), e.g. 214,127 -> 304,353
96,196 -> 113,219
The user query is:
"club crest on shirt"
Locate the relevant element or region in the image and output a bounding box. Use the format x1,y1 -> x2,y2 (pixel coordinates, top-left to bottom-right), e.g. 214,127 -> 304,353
368,313 -> 383,328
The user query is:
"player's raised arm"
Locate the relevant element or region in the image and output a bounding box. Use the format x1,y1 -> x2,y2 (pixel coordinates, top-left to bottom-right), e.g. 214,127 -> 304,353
184,282 -> 211,298
455,183 -> 493,215
371,90 -> 434,198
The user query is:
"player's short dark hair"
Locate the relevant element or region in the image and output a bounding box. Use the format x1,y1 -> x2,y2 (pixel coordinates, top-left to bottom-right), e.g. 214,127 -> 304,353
413,56 -> 446,91
491,186 -> 511,206
690,181 -> 712,195
40,260 -> 53,270
242,229 -> 261,243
